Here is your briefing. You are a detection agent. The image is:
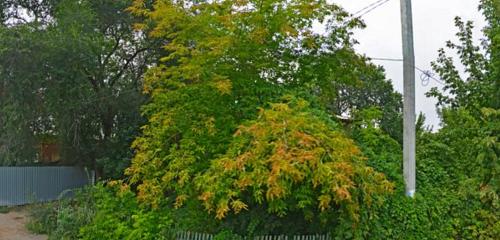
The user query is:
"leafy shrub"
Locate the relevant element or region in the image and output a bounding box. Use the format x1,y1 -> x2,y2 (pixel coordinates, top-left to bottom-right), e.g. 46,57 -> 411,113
79,182 -> 174,240
196,98 -> 393,226
32,0 -> 499,238
26,202 -> 58,235
213,230 -> 244,240
27,186 -> 97,239
0,206 -> 10,214
335,107 -> 499,240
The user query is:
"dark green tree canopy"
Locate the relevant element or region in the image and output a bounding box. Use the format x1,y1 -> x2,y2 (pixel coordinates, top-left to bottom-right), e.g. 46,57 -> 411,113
0,0 -> 159,178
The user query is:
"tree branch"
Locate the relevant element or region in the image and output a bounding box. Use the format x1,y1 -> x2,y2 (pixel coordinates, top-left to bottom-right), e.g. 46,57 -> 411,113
109,47 -> 148,87
102,33 -> 122,68
83,68 -> 100,93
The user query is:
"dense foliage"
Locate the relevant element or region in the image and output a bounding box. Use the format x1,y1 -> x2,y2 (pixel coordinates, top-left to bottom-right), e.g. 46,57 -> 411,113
27,186 -> 97,240
0,0 -> 157,178
197,98 -> 392,222
27,184 -> 175,240
16,0 -> 500,239
121,0 -> 401,234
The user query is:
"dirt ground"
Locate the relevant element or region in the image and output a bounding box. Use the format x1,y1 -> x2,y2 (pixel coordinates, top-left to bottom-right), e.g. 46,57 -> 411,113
0,209 -> 47,240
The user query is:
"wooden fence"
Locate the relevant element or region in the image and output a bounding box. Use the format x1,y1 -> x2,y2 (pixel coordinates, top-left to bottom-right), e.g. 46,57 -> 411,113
175,232 -> 331,240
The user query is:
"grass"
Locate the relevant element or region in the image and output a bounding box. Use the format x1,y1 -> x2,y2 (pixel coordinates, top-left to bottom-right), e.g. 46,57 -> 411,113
0,206 -> 10,214
24,202 -> 57,235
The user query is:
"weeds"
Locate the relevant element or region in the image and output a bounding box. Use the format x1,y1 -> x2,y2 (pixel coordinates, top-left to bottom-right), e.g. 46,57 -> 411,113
0,206 -> 10,214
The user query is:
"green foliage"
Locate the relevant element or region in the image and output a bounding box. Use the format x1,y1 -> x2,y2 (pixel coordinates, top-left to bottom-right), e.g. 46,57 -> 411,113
197,97 -> 392,223
26,203 -> 57,235
213,230 -> 244,240
332,68 -> 403,142
0,0 -> 152,175
480,0 -> 500,109
0,0 -> 57,26
371,15 -> 500,236
0,24 -> 45,164
26,183 -> 175,240
350,108 -> 403,184
26,186 -> 97,239
13,0 -> 500,239
333,103 -> 498,240
414,4 -> 500,237
0,206 -> 10,214
79,183 -> 174,240
120,3 -> 401,237
125,0 -> 400,224
427,7 -> 498,111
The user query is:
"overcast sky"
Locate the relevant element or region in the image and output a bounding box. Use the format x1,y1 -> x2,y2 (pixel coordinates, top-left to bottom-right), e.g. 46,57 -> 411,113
331,0 -> 487,128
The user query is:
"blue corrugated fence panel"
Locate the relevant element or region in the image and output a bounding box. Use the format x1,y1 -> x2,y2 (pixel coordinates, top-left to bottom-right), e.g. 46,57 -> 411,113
0,167 -> 93,206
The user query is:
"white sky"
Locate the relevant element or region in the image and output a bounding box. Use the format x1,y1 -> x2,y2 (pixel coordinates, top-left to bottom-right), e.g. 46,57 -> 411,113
332,0 -> 487,128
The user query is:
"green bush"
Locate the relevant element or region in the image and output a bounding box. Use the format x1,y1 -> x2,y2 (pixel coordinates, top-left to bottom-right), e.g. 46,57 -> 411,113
26,186 -> 97,239
79,182 -> 174,240
26,202 -> 58,235
213,230 -> 244,240
37,107 -> 497,240
0,206 -> 10,214
26,183 -> 175,240
79,109 -> 498,240
335,108 -> 499,240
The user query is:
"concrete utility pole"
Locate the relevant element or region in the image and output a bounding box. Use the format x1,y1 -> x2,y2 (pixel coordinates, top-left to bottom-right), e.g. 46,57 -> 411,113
400,0 -> 416,197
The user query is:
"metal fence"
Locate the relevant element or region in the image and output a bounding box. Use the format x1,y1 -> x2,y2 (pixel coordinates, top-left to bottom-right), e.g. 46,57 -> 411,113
175,232 -> 331,240
0,166 -> 93,206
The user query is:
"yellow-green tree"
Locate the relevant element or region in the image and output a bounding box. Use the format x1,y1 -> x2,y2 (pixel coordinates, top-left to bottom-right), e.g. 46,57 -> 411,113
196,97 -> 393,222
125,0 -> 396,234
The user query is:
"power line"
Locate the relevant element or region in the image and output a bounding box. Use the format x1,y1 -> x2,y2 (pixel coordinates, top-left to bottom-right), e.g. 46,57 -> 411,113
349,2 -> 443,89
369,57 -> 445,85
351,0 -> 389,17
341,0 -> 392,27
352,0 -> 392,19
415,66 -> 444,85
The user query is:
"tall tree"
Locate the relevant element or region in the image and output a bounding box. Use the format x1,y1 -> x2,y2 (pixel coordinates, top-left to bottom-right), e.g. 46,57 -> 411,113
427,0 -> 499,111
481,0 -> 500,109
126,0 -> 396,232
0,0 -> 159,178
419,1 -> 500,237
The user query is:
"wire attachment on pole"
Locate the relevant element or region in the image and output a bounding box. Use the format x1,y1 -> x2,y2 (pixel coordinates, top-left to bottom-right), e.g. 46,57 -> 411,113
420,70 -> 434,86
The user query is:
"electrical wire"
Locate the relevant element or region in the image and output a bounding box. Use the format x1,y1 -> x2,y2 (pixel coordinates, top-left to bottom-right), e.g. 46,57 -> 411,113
340,0 -> 393,27
415,66 -> 444,85
348,1 -> 445,87
369,57 -> 445,85
351,0 -> 393,19
351,0 -> 389,17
